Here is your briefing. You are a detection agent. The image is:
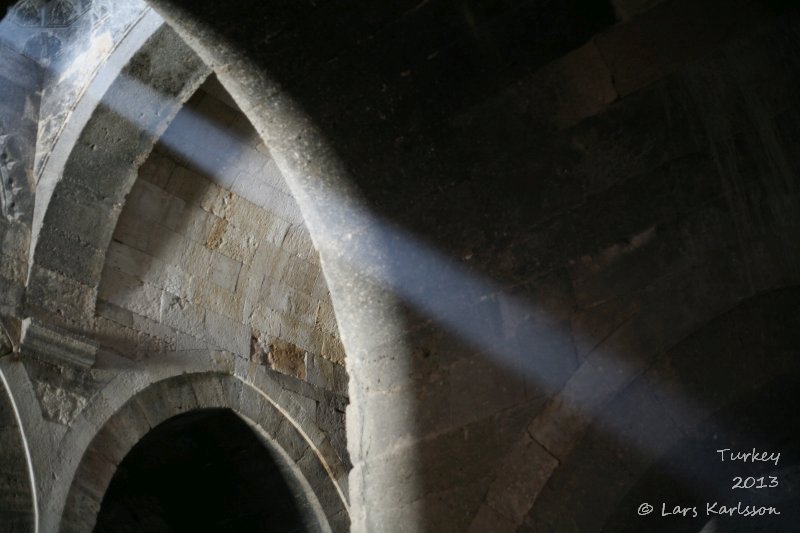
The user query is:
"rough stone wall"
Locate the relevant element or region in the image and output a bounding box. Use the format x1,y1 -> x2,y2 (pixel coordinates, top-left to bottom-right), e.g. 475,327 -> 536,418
0,7 -> 351,531
58,372 -> 349,532
144,0 -> 800,530
1,0 -> 799,530
523,286 -> 800,531
96,80 -> 347,394
25,22 -> 209,337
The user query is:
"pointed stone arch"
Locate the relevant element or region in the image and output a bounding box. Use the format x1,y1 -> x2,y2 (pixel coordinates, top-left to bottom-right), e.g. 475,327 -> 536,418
60,371 -> 349,532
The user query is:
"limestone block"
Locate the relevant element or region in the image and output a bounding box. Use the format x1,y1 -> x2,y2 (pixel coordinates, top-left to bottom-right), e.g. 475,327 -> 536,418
131,312 -> 177,347
93,315 -> 140,357
169,202 -> 216,243
179,239 -> 212,278
35,226 -> 105,286
249,305 -> 281,337
0,321 -> 12,356
527,396 -> 589,462
159,194 -> 188,230
197,91 -> 239,127
321,333 -> 346,366
264,336 -> 306,380
281,257 -> 319,292
190,373 -> 228,408
26,266 -> 96,327
176,331 -> 208,351
112,211 -> 152,251
98,268 -> 162,321
237,145 -> 265,174
261,157 -> 291,194
148,263 -> 195,301
214,222 -> 258,264
105,240 -> 155,280
95,300 -> 134,328
331,358 -> 348,394
252,241 -> 290,281
0,278 -> 24,316
203,308 -> 249,356
166,165 -> 215,207
190,276 -> 242,322
266,188 -> 303,225
282,288 -> 316,327
468,504 -> 517,533
138,150 -> 176,189
278,313 -> 318,355
208,250 -> 242,291
310,269 -> 332,300
71,447 -> 117,501
314,301 -> 338,336
226,196 -> 291,244
146,225 -> 186,265
160,291 -> 204,335
60,486 -> 101,533
43,187 -> 119,249
306,351 -> 335,391
273,412 -> 310,462
126,179 -> 173,222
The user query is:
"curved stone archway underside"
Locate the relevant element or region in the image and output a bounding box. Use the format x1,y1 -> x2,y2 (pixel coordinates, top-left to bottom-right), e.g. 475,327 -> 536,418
26,21 -> 211,335
61,371 -> 349,533
0,368 -> 36,532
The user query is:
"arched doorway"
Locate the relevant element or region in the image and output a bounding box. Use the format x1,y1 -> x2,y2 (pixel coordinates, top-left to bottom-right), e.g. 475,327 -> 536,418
59,373 -> 348,532
95,408 -> 310,532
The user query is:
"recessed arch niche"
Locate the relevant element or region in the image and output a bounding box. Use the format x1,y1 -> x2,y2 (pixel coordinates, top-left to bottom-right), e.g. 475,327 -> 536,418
60,373 -> 348,533
94,408 -> 311,533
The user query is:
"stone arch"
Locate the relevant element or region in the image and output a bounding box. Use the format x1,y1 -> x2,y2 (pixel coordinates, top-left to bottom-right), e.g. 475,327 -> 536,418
94,408 -> 312,532
0,366 -> 36,532
29,6 -> 163,249
140,4 -> 416,529
18,6 -> 354,530
60,371 -> 348,532
25,21 -> 210,331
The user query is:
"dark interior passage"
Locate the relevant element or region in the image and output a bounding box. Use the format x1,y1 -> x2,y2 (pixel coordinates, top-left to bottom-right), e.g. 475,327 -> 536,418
94,408 -> 309,533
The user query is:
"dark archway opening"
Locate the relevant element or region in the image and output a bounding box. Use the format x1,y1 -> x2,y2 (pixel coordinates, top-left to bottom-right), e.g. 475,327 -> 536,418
94,408 -> 309,533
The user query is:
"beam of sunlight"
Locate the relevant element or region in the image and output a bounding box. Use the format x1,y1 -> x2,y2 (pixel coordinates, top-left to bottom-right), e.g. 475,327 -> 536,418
92,66 -> 733,488
2,5 -> 771,520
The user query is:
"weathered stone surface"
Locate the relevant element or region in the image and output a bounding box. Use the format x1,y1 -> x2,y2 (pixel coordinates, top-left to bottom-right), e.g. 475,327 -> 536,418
595,0 -> 771,96
2,0 -> 799,531
20,316 -> 98,367
265,336 -> 307,380
33,379 -> 88,425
